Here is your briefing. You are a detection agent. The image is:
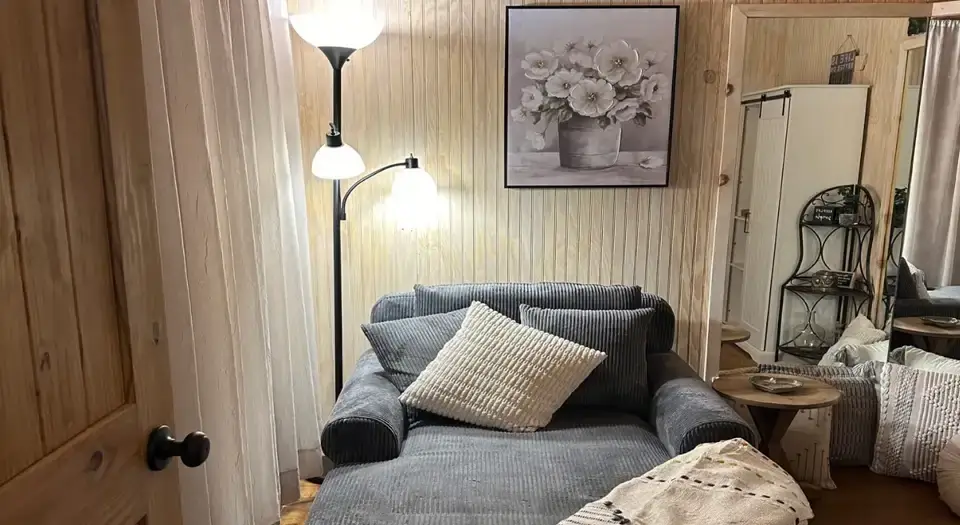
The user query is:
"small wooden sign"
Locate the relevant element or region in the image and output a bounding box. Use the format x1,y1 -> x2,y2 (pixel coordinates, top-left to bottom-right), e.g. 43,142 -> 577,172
829,50 -> 858,85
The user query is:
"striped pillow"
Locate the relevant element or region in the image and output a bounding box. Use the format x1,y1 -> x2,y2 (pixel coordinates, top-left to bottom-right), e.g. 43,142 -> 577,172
399,301 -> 606,432
519,305 -> 655,414
872,363 -> 960,481
362,308 -> 469,392
758,363 -> 878,466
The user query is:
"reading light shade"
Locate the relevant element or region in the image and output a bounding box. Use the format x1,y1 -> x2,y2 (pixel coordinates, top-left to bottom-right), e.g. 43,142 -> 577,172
311,143 -> 366,180
391,168 -> 437,200
289,8 -> 383,51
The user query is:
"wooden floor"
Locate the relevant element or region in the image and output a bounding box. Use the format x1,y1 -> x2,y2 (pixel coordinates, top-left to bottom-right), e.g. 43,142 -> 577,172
280,481 -> 319,525
281,346 -> 956,524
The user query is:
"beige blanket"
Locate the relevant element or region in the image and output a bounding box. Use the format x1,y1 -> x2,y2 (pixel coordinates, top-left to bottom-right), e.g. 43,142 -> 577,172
558,439 -> 812,525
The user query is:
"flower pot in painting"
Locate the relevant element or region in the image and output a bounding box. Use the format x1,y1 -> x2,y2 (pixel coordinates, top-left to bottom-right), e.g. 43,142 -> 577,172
558,115 -> 621,169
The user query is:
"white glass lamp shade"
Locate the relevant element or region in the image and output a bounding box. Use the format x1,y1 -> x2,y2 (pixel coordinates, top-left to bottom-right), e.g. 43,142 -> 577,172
311,143 -> 366,180
391,168 -> 437,201
289,8 -> 383,50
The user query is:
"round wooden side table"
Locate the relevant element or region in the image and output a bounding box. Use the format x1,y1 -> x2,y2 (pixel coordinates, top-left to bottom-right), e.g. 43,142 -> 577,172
893,316 -> 960,355
712,373 -> 840,476
721,323 -> 751,344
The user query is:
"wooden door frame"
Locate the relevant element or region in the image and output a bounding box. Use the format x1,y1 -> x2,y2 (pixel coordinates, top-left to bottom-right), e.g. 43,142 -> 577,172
703,2 -> 935,380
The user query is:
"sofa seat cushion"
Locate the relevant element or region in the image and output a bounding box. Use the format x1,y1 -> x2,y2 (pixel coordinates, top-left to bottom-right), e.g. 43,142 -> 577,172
306,410 -> 671,525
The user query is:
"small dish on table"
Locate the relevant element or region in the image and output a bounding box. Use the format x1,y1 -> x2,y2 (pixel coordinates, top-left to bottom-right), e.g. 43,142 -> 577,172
750,375 -> 803,394
922,316 -> 960,329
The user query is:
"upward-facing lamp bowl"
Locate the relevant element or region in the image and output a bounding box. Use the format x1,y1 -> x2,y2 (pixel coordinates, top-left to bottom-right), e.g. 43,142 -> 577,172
289,8 -> 383,51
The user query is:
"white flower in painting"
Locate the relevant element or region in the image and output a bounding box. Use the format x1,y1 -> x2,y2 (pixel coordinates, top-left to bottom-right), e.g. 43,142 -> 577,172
526,130 -> 546,150
637,73 -> 669,103
544,69 -> 583,98
641,50 -> 666,69
520,50 -> 559,80
607,98 -> 640,124
520,85 -> 544,110
554,38 -> 596,68
568,78 -> 616,118
511,106 -> 531,123
594,40 -> 641,85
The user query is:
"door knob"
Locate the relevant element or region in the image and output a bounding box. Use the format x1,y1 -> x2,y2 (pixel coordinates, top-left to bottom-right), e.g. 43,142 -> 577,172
146,425 -> 210,471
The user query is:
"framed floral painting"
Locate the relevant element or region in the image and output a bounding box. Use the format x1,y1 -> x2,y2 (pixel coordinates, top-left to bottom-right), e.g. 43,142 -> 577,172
504,6 -> 679,188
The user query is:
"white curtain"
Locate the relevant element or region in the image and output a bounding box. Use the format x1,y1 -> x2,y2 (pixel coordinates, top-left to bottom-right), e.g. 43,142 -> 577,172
136,0 -> 328,523
903,20 -> 960,288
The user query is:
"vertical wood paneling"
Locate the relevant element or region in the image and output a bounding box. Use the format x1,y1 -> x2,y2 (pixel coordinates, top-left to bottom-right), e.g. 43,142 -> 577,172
0,0 -> 89,450
290,0 -> 929,383
0,95 -> 44,485
42,0 -> 126,424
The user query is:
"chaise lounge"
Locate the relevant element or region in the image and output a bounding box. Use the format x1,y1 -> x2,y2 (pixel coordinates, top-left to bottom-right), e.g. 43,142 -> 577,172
308,284 -> 757,524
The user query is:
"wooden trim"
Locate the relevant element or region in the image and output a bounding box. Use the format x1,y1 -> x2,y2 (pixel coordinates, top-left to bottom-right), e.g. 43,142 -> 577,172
871,34 -> 926,319
704,3 -> 930,377
933,1 -> 960,17
736,4 -> 933,18
93,0 -> 182,523
704,7 -> 747,380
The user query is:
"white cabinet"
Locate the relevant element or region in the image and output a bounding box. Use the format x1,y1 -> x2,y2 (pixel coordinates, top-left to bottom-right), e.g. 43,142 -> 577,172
725,85 -> 869,361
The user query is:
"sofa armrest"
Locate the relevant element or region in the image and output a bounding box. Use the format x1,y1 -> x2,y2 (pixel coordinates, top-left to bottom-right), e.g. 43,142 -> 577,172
321,350 -> 406,466
647,352 -> 758,456
893,297 -> 960,318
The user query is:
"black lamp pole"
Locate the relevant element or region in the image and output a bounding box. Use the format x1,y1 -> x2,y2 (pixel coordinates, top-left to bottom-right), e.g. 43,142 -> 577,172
319,46 -> 420,398
321,46 -> 352,398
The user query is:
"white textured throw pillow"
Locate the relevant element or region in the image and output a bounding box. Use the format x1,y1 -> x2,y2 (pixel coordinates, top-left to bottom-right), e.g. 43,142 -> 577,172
819,340 -> 888,367
872,363 -> 960,482
894,346 -> 960,376
732,401 -> 835,489
838,314 -> 887,345
399,301 -> 606,432
782,407 -> 835,489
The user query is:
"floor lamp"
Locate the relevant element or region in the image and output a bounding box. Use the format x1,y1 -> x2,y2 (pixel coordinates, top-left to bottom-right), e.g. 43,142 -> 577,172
291,9 -> 436,397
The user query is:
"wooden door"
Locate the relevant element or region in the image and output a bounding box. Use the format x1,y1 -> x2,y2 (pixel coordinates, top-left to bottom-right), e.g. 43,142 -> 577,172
0,0 -> 185,523
739,98 -> 790,353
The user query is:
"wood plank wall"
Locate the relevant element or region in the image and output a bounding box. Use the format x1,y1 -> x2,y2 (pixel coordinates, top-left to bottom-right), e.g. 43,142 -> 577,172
288,0 -> 929,391
0,0 -> 127,484
744,17 -> 909,315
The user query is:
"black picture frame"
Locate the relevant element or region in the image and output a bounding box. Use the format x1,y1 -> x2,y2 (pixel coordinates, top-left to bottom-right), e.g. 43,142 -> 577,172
503,5 -> 680,189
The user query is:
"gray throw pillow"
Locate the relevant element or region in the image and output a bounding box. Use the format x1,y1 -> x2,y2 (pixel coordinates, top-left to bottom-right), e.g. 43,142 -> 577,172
361,308 -> 468,392
520,304 -> 655,413
758,363 -> 878,466
414,282 -> 644,321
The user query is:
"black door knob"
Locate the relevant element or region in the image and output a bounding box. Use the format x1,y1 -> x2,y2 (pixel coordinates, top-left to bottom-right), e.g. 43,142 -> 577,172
146,425 -> 210,471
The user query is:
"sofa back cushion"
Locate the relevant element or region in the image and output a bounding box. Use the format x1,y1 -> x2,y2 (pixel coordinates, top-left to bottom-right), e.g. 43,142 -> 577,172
370,291 -> 417,322
520,305 -> 655,413
411,282 -> 675,354
362,308 -> 469,392
414,282 -> 641,319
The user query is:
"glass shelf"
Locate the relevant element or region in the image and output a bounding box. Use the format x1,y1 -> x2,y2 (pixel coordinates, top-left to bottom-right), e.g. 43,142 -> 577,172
800,220 -> 873,229
779,345 -> 830,362
784,284 -> 870,299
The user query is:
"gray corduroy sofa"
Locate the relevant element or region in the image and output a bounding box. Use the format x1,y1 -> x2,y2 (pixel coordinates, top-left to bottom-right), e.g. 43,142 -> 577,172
308,285 -> 757,525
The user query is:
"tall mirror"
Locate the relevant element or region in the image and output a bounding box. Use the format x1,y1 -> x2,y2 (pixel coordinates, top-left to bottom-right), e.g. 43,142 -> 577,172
717,15 -> 929,368
890,20 -> 960,362
882,37 -> 925,322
